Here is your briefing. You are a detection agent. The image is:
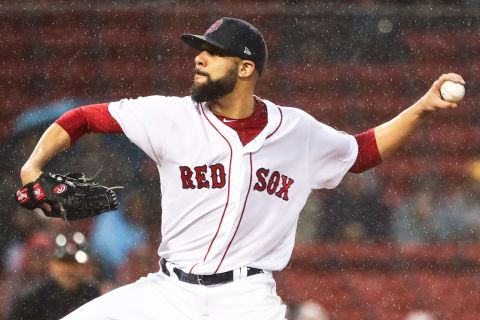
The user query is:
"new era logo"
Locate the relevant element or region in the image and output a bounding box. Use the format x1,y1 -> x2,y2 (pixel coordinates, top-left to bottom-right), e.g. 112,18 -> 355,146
244,47 -> 252,55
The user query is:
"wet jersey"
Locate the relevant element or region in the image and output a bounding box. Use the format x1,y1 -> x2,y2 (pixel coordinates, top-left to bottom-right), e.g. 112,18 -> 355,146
108,95 -> 358,274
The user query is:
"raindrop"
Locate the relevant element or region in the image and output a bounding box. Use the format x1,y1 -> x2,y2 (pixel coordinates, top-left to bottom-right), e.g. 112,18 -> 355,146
378,19 -> 393,34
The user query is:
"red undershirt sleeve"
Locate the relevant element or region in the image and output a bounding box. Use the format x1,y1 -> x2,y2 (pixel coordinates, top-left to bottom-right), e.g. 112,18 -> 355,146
349,128 -> 382,173
55,103 -> 123,146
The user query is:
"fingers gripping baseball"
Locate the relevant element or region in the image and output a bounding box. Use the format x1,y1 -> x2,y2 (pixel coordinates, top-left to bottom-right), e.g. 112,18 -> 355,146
420,73 -> 466,112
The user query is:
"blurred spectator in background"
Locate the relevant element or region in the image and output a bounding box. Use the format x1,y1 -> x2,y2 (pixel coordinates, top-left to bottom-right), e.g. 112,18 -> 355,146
321,172 -> 391,241
2,209 -> 47,274
1,229 -> 53,317
391,170 -> 480,243
294,301 -> 329,320
434,161 -> 480,240
6,232 -> 100,320
90,189 -> 156,279
391,182 -> 442,243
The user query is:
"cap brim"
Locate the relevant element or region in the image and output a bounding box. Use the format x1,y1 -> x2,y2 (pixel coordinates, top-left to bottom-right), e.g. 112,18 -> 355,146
181,33 -> 262,75
181,34 -> 228,52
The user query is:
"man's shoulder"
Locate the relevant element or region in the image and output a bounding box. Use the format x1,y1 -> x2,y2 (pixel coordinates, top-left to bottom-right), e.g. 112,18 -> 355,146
280,105 -> 314,120
260,98 -> 352,138
117,95 -> 193,106
260,98 -> 314,119
260,98 -> 318,128
109,95 -> 196,117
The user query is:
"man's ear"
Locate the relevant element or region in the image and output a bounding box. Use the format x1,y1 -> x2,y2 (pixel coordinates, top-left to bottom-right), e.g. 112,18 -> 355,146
238,60 -> 256,78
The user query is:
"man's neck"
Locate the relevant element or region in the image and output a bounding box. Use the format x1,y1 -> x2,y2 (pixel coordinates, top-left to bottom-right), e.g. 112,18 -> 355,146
207,90 -> 256,120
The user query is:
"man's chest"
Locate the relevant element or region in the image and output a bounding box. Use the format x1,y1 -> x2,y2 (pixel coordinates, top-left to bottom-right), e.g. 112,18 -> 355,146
161,137 -> 307,204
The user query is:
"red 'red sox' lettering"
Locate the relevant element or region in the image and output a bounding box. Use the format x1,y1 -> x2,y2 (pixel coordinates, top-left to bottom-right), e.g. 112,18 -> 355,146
210,164 -> 226,188
179,166 -> 196,189
180,164 -> 226,189
181,164 -> 293,200
253,168 -> 269,191
266,171 -> 280,195
254,168 -> 294,201
194,165 -> 210,189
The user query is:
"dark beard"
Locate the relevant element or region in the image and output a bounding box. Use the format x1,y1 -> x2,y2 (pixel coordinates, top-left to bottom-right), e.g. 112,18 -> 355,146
190,67 -> 238,103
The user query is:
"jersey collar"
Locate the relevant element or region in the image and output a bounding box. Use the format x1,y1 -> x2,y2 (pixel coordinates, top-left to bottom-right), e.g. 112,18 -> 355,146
199,96 -> 282,153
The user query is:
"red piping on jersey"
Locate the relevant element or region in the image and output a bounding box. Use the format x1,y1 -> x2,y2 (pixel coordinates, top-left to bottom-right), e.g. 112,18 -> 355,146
188,263 -> 198,274
190,104 -> 233,274
266,106 -> 283,139
214,152 -> 253,274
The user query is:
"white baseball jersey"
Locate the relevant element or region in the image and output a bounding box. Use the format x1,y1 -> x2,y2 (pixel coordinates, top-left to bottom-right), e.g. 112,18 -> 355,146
108,95 -> 358,275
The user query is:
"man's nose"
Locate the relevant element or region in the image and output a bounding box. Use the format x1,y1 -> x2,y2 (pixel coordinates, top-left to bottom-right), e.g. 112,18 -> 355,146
194,51 -> 209,67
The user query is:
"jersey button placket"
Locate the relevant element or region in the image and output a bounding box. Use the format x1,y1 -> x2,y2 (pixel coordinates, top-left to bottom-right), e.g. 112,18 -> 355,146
210,147 -> 247,270
218,150 -> 252,270
200,106 -> 252,270
199,140 -> 240,271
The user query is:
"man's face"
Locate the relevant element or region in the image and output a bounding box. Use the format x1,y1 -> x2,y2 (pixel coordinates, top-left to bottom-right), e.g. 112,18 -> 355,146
190,44 -> 239,103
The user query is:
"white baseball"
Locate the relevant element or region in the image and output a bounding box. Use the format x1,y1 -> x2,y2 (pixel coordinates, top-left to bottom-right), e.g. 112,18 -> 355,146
440,81 -> 465,103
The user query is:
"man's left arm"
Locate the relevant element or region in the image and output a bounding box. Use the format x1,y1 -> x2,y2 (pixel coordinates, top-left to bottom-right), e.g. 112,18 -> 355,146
349,73 -> 465,173
374,73 -> 465,160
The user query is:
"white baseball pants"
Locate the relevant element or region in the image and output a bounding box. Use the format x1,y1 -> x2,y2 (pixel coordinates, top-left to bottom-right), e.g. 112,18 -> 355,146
61,269 -> 286,320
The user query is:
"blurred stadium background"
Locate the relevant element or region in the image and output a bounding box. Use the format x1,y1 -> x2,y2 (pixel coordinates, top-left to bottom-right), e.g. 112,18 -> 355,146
1,1 -> 480,319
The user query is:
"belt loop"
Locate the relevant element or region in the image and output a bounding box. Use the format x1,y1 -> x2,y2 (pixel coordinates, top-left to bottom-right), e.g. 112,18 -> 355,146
240,267 -> 248,279
233,268 -> 241,281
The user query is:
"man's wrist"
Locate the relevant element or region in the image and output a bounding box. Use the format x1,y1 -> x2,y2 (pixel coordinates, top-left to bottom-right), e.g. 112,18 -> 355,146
409,99 -> 432,120
20,164 -> 43,185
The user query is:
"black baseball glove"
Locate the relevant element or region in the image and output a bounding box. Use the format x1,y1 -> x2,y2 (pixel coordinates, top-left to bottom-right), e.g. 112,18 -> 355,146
14,172 -> 121,220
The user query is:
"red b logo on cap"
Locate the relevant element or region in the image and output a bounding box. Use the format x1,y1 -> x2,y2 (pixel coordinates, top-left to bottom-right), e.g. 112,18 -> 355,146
206,19 -> 223,34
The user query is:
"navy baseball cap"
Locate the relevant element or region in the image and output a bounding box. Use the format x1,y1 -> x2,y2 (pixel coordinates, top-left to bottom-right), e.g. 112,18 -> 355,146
181,17 -> 268,75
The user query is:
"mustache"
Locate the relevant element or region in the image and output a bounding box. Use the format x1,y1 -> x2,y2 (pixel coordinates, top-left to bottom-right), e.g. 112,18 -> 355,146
195,70 -> 209,77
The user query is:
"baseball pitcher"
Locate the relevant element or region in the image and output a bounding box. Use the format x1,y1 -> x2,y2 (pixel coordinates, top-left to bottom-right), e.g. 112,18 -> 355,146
16,17 -> 465,320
